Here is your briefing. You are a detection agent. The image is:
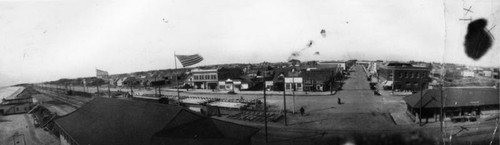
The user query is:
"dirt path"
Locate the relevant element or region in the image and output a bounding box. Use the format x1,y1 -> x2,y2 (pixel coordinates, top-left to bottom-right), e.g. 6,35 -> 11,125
23,114 -> 42,145
0,114 -> 59,145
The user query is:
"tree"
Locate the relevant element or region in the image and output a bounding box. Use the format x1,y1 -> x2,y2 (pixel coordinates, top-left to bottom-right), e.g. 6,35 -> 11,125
123,77 -> 140,97
90,78 -> 106,93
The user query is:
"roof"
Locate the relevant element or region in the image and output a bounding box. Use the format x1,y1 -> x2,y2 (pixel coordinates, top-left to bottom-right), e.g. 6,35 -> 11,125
314,63 -> 341,69
217,68 -> 244,80
151,118 -> 260,145
272,68 -> 293,82
54,97 -> 202,145
301,69 -> 335,81
319,61 -> 345,63
191,69 -> 218,73
403,88 -> 499,109
379,62 -> 431,70
54,97 -> 259,145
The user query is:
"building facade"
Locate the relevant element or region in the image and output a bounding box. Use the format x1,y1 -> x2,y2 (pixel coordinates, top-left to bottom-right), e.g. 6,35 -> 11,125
0,97 -> 34,115
377,62 -> 431,91
190,69 -> 218,89
404,88 -> 499,123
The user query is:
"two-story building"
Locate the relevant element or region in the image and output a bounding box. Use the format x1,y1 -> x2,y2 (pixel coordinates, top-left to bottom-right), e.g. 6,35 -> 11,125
217,67 -> 244,91
190,69 -> 218,90
377,62 -> 432,91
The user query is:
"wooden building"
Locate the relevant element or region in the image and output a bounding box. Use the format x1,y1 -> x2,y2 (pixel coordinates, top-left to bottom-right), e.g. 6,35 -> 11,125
404,88 -> 499,123
0,97 -> 33,115
53,97 -> 259,145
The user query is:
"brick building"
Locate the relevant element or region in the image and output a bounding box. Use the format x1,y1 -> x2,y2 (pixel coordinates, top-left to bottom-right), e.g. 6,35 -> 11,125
190,69 -> 219,89
377,62 -> 431,91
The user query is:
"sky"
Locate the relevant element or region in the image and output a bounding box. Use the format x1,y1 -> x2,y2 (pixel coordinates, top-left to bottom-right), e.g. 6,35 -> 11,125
0,0 -> 499,87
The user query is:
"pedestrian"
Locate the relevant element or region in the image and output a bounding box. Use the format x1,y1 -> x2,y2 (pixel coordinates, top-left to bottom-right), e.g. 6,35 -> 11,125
300,107 -> 305,116
337,97 -> 341,104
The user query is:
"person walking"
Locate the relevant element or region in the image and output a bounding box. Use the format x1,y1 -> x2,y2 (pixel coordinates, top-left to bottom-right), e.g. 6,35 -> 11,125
337,97 -> 341,104
300,107 -> 305,116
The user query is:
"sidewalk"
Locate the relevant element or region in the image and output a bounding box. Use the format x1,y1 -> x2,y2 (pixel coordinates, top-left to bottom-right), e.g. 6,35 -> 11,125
161,88 -> 337,96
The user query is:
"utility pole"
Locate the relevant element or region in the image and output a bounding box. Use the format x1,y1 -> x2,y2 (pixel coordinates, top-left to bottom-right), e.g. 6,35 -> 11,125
108,83 -> 111,98
440,83 -> 444,143
159,86 -> 162,98
263,64 -> 268,143
292,68 -> 296,114
330,70 -> 334,94
419,76 -> 423,126
282,74 -> 287,126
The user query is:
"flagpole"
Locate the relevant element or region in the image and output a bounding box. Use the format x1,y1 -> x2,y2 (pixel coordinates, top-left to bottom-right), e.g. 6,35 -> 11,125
175,51 -> 180,105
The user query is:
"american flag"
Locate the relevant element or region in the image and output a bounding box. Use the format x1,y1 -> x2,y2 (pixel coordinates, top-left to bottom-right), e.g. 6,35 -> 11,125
96,69 -> 109,79
175,54 -> 204,67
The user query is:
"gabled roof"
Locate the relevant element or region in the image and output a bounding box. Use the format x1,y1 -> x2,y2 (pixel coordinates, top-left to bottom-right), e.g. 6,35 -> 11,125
54,97 -> 259,145
403,88 -> 499,109
272,68 -> 293,82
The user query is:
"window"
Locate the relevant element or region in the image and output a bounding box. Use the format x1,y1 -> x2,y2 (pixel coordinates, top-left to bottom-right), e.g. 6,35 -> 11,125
211,75 -> 216,80
297,83 -> 302,88
399,72 -> 403,78
405,72 -> 409,78
205,75 -> 209,80
416,73 -> 420,78
286,83 -> 291,89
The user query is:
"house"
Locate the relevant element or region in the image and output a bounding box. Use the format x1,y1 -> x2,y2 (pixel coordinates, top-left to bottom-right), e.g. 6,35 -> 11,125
285,69 -> 303,92
301,69 -> 338,92
0,97 -> 33,115
483,70 -> 492,77
461,70 -> 475,77
271,68 -> 293,91
53,97 -> 259,145
377,62 -> 432,91
494,69 -> 499,79
115,77 -> 127,87
403,88 -> 499,123
217,67 -> 244,91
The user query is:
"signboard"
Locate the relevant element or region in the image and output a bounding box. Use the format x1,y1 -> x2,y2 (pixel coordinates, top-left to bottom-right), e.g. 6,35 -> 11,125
285,77 -> 303,83
218,81 -> 225,85
234,80 -> 241,85
241,84 -> 249,89
265,81 -> 274,86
